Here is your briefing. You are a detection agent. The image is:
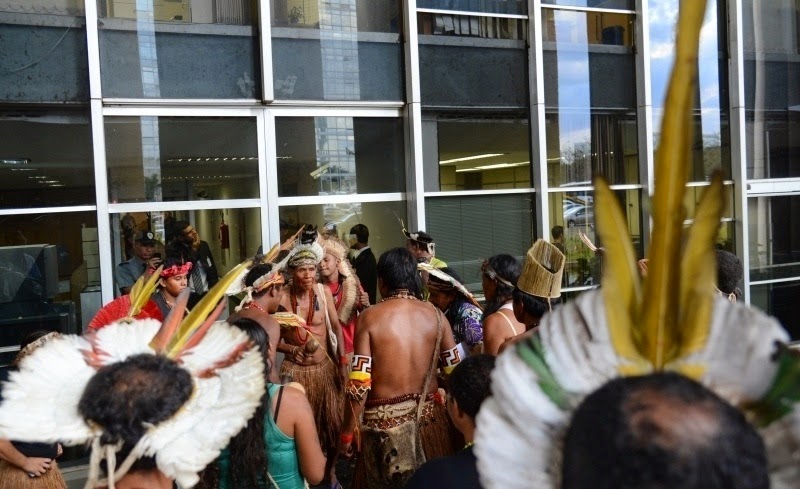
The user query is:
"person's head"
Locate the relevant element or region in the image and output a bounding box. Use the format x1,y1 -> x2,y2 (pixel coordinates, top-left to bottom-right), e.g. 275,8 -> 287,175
405,230 -> 436,261
174,221 -> 198,245
159,258 -> 191,298
319,238 -> 349,282
481,254 -> 521,318
562,372 -> 769,489
226,318 -> 271,489
447,354 -> 495,436
427,267 -> 461,312
286,242 -> 323,291
133,230 -> 157,261
716,250 -> 743,301
512,288 -> 557,330
377,247 -> 423,299
321,222 -> 338,239
244,264 -> 284,313
551,225 -> 564,242
349,224 -> 369,247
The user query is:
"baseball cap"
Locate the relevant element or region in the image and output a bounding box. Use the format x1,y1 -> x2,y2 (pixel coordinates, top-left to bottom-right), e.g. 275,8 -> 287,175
134,230 -> 157,246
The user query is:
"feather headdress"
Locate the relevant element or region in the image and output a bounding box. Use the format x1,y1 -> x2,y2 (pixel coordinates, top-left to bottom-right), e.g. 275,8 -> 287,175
474,1 -> 800,487
420,263 -> 482,310
321,236 -> 361,324
86,266 -> 165,331
0,260 -> 264,489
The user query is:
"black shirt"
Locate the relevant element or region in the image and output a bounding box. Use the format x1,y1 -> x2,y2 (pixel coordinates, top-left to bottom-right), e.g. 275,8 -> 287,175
405,446 -> 483,489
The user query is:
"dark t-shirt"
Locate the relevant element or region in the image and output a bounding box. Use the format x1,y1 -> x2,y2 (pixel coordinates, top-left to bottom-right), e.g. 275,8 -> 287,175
405,446 -> 483,489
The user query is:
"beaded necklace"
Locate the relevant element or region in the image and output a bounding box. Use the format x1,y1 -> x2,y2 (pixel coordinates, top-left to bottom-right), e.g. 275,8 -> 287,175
246,302 -> 269,315
291,286 -> 316,325
380,289 -> 418,302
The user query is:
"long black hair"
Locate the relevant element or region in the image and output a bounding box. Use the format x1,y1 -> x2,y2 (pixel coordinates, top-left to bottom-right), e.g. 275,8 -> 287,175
377,247 -> 423,299
481,254 -> 522,320
227,318 -> 271,489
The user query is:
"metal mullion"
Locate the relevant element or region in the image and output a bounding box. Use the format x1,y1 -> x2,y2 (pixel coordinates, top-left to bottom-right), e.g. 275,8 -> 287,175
269,100 -> 405,109
540,4 -> 636,15
84,0 -> 102,99
103,98 -> 258,107
0,205 -> 97,216
268,106 -> 403,118
257,110 -> 272,248
102,107 -> 261,117
530,0 -> 549,240
728,0 -> 751,303
416,8 -> 528,19
750,276 -> 800,286
258,0 -> 274,102
89,99 -> 114,304
634,0 -> 653,258
425,188 -> 536,197
404,0 -> 426,231
108,199 -> 262,214
277,193 -> 405,207
263,110 -> 281,247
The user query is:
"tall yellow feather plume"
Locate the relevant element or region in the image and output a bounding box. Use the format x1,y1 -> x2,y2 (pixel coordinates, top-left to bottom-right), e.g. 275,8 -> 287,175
639,0 -> 708,369
127,265 -> 163,318
162,259 -> 253,357
593,178 -> 648,373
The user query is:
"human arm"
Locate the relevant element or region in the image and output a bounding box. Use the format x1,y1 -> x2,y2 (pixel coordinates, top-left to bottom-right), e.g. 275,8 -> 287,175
482,313 -> 507,356
322,287 -> 347,378
0,439 -> 52,476
286,387 -> 326,485
340,315 -> 371,458
116,263 -> 136,295
460,303 -> 484,348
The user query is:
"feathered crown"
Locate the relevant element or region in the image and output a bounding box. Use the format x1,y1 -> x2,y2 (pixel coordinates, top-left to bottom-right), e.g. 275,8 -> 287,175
474,2 -> 799,487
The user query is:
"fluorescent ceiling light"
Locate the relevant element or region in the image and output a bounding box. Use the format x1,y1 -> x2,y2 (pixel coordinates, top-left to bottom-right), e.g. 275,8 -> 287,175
439,153 -> 505,165
1,158 -> 30,165
455,162 -> 529,173
11,168 -> 36,171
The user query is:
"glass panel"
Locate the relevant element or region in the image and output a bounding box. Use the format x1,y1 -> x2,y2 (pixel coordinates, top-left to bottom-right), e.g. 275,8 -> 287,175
271,0 -> 403,101
649,0 -> 730,181
683,184 -> 735,220
423,112 -> 531,191
748,195 -> 800,282
751,281 -> 800,340
105,117 -> 259,203
276,116 -> 405,197
0,1 -> 88,102
278,199 -> 406,260
542,1 -> 634,9
426,193 -> 535,293
98,0 -> 260,99
543,9 -> 637,184
548,189 -> 643,287
111,207 -> 262,297
417,0 -> 527,15
742,0 -> 800,179
419,13 -> 528,107
0,108 -> 95,208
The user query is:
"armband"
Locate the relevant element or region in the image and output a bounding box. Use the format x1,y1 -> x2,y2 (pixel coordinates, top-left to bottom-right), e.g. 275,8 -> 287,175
440,346 -> 462,375
346,355 -> 373,401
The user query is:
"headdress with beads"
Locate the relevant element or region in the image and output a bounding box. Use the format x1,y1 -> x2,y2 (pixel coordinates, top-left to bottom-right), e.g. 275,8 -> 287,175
474,2 -> 800,488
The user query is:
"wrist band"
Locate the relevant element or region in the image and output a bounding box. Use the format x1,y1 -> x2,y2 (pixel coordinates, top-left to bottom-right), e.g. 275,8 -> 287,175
340,432 -> 354,444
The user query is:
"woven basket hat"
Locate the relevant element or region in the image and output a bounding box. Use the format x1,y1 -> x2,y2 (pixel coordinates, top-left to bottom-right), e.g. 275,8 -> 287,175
517,240 -> 565,299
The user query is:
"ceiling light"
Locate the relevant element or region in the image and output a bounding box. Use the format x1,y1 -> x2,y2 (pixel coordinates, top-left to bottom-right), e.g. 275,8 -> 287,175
11,168 -> 36,171
454,162 -> 529,173
29,176 -> 48,179
1,158 -> 30,165
439,153 -> 505,165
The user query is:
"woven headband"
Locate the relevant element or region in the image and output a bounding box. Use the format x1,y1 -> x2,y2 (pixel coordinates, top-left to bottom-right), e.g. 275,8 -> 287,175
161,262 -> 192,278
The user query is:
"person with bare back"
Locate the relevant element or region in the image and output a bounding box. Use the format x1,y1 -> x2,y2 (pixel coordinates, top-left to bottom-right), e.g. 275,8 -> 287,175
340,247 -> 460,489
276,230 -> 346,488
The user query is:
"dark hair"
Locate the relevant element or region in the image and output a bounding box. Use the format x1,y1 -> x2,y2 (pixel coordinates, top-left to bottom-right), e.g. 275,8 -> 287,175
716,250 -> 743,297
562,372 -> 769,489
19,330 -> 56,351
227,318 -> 271,489
512,287 -> 558,320
552,225 -> 564,240
449,354 -> 495,419
482,254 -> 522,319
79,354 -> 193,447
377,248 -> 423,299
245,263 -> 277,298
350,224 -> 369,244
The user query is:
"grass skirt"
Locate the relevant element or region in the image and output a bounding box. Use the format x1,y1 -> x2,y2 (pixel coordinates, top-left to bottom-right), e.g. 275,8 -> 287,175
280,359 -> 343,457
0,460 -> 67,489
352,399 -> 458,489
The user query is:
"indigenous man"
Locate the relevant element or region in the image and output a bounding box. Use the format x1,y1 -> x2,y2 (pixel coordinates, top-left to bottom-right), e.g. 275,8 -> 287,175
227,262 -> 285,382
405,229 -> 447,268
116,229 -> 160,295
277,238 -> 346,485
319,237 -> 368,360
340,247 -> 460,489
512,239 -> 565,333
426,267 -> 483,353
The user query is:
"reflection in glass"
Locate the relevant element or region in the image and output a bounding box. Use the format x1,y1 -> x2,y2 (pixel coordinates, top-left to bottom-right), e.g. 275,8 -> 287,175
542,1 -> 633,10
105,117 -> 259,203
271,0 -> 403,101
748,195 -> 800,282
418,12 -> 527,40
751,281 -> 800,339
543,9 -> 637,185
0,109 -> 94,208
417,0 -> 527,15
648,0 -> 730,180
111,207 -> 262,295
742,0 -> 800,179
276,117 -> 405,197
0,1 -> 88,102
683,184 -> 735,220
278,200 -> 406,262
426,194 -> 534,293
423,113 -> 531,191
98,0 -> 260,99
549,189 -> 642,287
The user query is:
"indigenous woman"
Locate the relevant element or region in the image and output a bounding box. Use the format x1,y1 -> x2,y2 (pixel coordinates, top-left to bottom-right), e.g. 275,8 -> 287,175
0,331 -> 67,489
480,255 -> 525,356
151,257 -> 192,318
426,267 -> 483,352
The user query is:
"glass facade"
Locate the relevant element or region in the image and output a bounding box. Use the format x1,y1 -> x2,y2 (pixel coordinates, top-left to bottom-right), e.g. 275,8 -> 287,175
1,0 -> 799,391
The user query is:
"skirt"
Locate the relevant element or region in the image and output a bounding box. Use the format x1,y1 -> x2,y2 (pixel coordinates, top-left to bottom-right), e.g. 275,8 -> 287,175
0,460 -> 67,489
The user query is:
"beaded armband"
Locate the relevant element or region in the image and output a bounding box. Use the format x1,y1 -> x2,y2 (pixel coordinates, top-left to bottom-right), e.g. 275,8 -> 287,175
346,355 -> 373,401
440,346 -> 462,375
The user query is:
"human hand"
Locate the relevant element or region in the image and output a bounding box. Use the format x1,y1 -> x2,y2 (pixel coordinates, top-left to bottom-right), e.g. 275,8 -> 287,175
291,346 -> 306,364
339,435 -> 355,459
359,291 -> 370,308
56,443 -> 63,458
637,258 -> 649,278
22,457 -> 51,477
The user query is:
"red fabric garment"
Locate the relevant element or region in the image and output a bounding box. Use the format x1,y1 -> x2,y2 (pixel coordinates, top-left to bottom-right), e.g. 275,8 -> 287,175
87,295 -> 163,332
324,280 -> 359,354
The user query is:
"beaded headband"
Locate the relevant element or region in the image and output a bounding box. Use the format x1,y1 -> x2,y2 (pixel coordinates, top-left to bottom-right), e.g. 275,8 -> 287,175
160,262 -> 193,278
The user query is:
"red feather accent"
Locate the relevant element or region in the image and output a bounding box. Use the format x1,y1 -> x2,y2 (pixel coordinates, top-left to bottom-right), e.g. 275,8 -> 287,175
87,296 -> 163,331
